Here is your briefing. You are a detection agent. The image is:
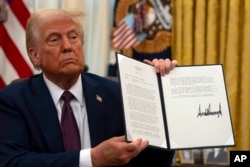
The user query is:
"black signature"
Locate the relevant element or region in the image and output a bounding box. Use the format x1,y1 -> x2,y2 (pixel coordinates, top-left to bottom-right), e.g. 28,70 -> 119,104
197,103 -> 222,118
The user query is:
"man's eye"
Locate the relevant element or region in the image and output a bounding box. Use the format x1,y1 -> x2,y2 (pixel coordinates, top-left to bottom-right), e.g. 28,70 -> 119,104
69,34 -> 79,42
71,35 -> 77,39
48,38 -> 59,46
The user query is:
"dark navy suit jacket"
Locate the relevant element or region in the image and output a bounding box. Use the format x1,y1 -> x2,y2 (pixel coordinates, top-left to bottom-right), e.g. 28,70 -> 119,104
0,73 -> 174,167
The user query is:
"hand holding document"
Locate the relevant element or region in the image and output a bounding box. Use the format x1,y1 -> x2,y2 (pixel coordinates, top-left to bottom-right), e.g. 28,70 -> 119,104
116,53 -> 235,150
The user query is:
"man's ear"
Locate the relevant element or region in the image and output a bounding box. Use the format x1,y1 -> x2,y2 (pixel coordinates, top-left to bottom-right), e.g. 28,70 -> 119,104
28,47 -> 40,66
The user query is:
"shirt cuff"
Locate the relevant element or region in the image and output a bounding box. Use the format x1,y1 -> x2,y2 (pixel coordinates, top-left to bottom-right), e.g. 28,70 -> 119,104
79,148 -> 92,167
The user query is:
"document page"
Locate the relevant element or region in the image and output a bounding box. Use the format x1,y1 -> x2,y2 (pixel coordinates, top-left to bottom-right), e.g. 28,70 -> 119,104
161,65 -> 235,149
116,53 -> 168,149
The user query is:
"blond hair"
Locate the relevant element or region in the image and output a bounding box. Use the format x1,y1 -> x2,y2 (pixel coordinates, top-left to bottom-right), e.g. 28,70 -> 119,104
25,9 -> 84,68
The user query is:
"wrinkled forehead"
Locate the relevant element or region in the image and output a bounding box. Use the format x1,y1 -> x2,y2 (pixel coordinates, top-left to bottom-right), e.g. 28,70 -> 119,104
26,9 -> 84,46
40,17 -> 76,32
38,10 -> 78,25
30,9 -> 83,30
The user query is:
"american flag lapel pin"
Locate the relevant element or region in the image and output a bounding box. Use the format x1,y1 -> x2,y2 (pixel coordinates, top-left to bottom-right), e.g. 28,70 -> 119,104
96,94 -> 102,102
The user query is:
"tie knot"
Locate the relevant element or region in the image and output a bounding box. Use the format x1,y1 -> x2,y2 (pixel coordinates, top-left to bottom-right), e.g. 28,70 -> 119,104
62,91 -> 74,103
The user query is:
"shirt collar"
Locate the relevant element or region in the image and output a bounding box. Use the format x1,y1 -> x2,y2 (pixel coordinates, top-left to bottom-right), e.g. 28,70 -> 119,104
43,74 -> 84,106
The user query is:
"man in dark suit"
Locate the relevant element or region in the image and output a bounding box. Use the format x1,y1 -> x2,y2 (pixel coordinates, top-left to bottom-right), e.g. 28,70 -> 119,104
206,148 -> 228,164
0,9 -> 177,167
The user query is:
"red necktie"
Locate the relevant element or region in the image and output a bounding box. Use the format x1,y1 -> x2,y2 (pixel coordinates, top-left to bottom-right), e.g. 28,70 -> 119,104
61,91 -> 81,151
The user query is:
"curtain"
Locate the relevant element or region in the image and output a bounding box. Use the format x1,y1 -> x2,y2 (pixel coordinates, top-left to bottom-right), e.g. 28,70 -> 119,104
82,0 -> 114,76
34,0 -> 60,10
172,0 -> 250,150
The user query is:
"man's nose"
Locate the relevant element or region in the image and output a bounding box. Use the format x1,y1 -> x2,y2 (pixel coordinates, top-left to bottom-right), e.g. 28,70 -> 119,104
62,37 -> 72,52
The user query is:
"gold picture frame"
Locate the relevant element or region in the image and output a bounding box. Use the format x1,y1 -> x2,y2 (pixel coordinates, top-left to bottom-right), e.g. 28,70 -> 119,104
179,150 -> 195,164
172,151 -> 178,165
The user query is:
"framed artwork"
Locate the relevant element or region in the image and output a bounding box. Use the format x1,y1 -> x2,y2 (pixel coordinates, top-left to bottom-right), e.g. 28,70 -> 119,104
179,150 -> 195,164
203,148 -> 229,165
172,151 -> 181,165
172,151 -> 177,165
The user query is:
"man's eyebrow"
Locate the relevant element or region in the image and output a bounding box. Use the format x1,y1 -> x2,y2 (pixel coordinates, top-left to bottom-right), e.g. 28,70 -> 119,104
68,29 -> 78,34
67,27 -> 81,34
45,29 -> 77,37
45,30 -> 60,37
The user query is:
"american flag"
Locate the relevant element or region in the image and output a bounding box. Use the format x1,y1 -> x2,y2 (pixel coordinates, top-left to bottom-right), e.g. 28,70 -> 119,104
112,13 -> 146,50
0,0 -> 35,88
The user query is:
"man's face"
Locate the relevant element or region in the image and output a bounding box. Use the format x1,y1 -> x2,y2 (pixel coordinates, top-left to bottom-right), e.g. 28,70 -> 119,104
30,18 -> 84,79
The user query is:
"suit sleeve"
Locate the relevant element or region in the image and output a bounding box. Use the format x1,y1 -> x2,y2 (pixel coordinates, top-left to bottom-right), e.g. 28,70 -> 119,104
0,93 -> 79,167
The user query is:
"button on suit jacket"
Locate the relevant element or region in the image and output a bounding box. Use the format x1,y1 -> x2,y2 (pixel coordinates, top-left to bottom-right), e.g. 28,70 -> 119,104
0,73 -> 174,167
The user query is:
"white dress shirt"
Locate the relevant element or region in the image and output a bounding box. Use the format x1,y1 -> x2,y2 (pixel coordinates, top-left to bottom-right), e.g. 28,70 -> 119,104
43,74 -> 92,167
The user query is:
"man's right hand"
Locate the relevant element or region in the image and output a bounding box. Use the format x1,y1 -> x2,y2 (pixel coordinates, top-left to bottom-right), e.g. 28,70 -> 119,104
91,135 -> 149,167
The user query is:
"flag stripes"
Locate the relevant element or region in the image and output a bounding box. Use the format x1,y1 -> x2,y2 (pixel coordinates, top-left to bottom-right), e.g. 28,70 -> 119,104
112,14 -> 146,50
0,47 -> 19,84
112,20 -> 138,49
0,0 -> 34,88
8,0 -> 30,28
0,77 -> 5,88
0,25 -> 32,77
4,3 -> 33,68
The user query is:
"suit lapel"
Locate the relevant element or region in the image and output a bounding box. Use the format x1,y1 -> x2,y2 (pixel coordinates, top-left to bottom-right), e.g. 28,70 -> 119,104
29,74 -> 109,150
28,75 -> 64,151
82,74 -> 107,147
